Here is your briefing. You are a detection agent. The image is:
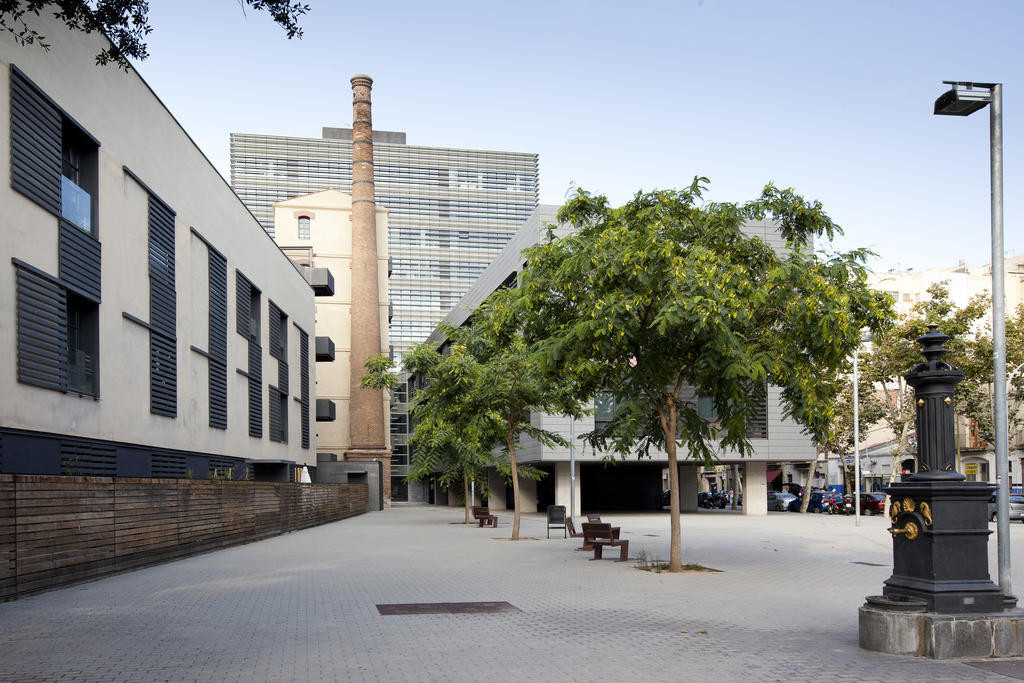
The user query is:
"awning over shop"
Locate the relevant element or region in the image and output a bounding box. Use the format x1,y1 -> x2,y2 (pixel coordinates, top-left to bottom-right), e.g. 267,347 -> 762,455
766,468 -> 782,483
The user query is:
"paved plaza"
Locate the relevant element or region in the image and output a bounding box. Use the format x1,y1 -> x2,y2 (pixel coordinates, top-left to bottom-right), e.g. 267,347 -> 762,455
3,505 -> 1024,681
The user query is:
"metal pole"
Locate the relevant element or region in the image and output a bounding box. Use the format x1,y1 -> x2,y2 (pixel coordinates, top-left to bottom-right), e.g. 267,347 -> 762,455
990,83 -> 1010,596
569,415 -> 576,521
854,349 -> 861,526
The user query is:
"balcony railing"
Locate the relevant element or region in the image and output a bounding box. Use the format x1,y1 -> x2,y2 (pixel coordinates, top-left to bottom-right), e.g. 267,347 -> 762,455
61,175 -> 92,234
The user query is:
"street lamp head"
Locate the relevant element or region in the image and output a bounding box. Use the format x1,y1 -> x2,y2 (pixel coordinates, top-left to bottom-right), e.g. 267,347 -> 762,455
934,81 -> 996,116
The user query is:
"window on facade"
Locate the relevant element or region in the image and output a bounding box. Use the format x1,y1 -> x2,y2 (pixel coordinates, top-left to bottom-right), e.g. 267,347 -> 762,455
270,388 -> 288,443
248,285 -> 260,342
66,292 -> 99,396
276,307 -> 287,359
392,382 -> 408,404
10,68 -> 97,236
390,413 -> 408,434
697,396 -> 717,420
60,120 -> 97,234
594,392 -> 618,431
298,215 -> 310,239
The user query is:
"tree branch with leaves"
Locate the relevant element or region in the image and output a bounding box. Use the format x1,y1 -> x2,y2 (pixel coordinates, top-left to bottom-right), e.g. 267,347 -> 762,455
1,0 -> 309,67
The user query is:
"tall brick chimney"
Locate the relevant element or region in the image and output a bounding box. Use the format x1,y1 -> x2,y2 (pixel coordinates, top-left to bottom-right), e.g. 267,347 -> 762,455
345,74 -> 391,503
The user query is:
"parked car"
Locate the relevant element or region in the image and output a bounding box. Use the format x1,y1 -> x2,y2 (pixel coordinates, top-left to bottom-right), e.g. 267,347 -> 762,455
787,491 -> 831,513
767,491 -> 797,511
855,493 -> 885,516
988,494 -> 1024,522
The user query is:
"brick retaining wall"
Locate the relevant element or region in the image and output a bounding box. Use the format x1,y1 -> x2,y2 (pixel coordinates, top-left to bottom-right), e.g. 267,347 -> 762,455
0,474 -> 368,598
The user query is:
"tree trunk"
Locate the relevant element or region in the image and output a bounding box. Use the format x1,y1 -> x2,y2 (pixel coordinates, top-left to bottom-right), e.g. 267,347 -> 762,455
508,432 -> 521,540
835,450 -> 855,496
730,464 -> 740,510
799,460 -> 818,513
665,439 -> 682,572
463,471 -> 471,525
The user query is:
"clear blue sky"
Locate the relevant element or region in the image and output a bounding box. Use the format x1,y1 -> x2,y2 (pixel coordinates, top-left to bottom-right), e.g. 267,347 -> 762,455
136,0 -> 1022,272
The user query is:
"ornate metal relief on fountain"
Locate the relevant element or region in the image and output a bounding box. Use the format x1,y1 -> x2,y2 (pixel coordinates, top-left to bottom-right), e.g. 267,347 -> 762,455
903,325 -> 965,480
888,497 -> 932,541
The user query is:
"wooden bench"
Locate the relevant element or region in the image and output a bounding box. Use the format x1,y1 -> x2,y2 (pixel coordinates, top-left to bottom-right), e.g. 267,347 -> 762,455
471,506 -> 497,528
566,518 -> 583,540
575,520 -> 619,550
580,522 -> 628,561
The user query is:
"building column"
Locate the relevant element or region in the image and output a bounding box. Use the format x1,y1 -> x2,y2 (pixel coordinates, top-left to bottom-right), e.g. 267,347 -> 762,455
678,463 -> 699,512
743,461 -> 768,516
555,461 -> 581,518
487,470 -> 507,511
432,481 -> 447,506
518,476 -> 538,514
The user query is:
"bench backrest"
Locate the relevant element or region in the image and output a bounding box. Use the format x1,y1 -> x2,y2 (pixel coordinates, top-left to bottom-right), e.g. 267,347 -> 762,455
586,513 -> 601,523
471,506 -> 490,518
580,522 -> 614,541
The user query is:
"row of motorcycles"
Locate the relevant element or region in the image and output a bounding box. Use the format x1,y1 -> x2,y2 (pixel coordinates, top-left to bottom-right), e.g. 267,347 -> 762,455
823,492 -> 854,515
698,491 -> 740,509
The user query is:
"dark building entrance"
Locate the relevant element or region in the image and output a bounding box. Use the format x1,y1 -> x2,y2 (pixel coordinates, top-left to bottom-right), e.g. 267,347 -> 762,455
581,462 -> 663,511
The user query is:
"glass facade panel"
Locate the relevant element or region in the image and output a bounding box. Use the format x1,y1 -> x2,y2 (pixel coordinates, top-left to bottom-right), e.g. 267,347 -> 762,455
61,175 -> 91,233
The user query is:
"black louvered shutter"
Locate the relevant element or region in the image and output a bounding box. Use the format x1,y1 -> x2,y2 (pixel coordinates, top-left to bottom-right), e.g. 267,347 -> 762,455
236,271 -> 252,338
299,327 -> 310,449
59,220 -> 101,302
15,264 -> 67,391
268,386 -> 281,442
268,301 -> 281,360
209,250 -> 228,429
9,67 -> 61,215
148,195 -> 176,417
278,359 -> 289,394
248,342 -> 262,437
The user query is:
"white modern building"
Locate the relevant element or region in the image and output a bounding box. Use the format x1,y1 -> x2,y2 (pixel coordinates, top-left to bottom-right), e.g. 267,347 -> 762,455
272,190 -> 392,500
421,207 -> 820,516
0,15 -> 318,481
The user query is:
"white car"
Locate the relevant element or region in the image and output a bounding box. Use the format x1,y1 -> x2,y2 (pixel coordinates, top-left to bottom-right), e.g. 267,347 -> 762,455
988,494 -> 1024,522
767,491 -> 797,512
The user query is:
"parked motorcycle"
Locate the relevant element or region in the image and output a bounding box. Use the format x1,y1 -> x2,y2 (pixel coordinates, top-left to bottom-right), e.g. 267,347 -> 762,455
826,493 -> 852,515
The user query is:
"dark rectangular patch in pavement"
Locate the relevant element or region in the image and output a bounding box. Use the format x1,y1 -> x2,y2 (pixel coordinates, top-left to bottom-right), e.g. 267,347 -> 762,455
376,601 -> 520,616
966,660 -> 1024,680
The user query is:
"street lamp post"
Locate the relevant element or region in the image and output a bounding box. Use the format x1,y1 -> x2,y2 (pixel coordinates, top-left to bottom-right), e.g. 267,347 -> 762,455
853,331 -> 872,526
854,347 -> 861,524
934,81 -> 1008,596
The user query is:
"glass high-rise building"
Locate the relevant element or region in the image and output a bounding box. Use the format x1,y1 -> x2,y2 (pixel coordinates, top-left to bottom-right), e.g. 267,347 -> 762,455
230,128 -> 539,363
230,128 -> 539,501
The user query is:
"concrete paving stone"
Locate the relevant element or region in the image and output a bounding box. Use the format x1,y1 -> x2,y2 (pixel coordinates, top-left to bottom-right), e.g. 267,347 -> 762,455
0,506 -> 1022,680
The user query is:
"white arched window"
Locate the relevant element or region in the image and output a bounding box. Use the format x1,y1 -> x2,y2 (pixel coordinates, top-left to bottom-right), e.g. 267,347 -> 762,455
298,215 -> 310,239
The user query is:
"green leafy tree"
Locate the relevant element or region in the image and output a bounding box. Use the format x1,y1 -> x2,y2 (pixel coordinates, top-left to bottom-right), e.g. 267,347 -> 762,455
1,0 -> 309,67
518,178 -> 892,571
393,344 -> 500,526
960,306 -> 1024,448
441,288 -> 585,540
373,290 -> 583,539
